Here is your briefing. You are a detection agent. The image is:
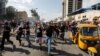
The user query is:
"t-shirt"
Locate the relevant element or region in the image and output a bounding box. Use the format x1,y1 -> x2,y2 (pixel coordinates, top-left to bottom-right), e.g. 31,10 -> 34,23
26,25 -> 30,35
37,27 -> 42,37
17,27 -> 23,35
46,26 -> 54,37
3,25 -> 11,36
10,22 -> 16,27
60,25 -> 65,32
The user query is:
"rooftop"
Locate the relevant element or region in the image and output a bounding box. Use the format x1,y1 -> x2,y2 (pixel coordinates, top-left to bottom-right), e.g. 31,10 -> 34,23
68,3 -> 100,16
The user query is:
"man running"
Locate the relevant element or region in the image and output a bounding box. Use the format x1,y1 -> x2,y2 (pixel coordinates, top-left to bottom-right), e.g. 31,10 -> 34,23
36,23 -> 43,48
16,26 -> 23,46
25,21 -> 32,47
0,21 -> 16,51
46,22 -> 54,54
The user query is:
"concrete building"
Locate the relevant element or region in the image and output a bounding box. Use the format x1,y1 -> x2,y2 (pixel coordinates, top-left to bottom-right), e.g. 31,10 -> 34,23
68,3 -> 100,21
68,10 -> 100,21
16,11 -> 28,21
62,0 -> 82,20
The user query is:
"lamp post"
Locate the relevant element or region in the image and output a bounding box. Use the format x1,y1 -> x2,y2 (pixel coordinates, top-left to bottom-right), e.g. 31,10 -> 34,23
62,0 -> 66,21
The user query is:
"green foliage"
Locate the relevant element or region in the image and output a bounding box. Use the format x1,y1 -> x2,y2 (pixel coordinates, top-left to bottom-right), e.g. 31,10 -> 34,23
31,9 -> 40,20
6,6 -> 16,20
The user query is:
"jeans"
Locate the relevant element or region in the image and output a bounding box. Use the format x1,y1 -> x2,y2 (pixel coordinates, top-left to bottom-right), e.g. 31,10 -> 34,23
26,34 -> 31,46
46,36 -> 52,54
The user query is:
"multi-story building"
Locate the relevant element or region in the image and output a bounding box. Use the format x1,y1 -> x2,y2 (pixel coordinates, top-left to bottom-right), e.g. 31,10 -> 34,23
67,3 -> 100,21
16,11 -> 28,21
62,0 -> 82,20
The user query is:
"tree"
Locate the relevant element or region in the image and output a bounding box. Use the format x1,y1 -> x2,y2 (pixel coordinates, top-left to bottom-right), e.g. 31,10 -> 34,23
0,0 -> 8,19
31,9 -> 40,20
6,6 -> 17,20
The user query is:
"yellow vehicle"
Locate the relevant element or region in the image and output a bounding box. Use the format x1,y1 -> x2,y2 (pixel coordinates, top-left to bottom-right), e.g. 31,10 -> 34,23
69,24 -> 100,56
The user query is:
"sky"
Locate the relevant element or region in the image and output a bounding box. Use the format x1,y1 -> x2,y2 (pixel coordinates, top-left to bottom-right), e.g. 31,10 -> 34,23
7,0 -> 100,22
83,0 -> 100,8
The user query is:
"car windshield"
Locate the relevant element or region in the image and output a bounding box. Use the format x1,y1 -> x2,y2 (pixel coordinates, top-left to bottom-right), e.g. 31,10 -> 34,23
81,27 -> 98,36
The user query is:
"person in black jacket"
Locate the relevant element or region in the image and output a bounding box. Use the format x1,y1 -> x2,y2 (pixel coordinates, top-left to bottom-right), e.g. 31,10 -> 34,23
71,21 -> 77,36
46,22 -> 54,54
36,24 -> 43,47
10,20 -> 17,32
56,24 -> 60,38
25,22 -> 32,47
55,23 -> 60,38
16,26 -> 23,46
0,21 -> 16,51
46,23 -> 54,38
60,23 -> 66,40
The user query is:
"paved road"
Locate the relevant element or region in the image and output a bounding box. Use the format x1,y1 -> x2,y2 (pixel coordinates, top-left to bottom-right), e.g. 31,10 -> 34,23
0,31 -> 100,56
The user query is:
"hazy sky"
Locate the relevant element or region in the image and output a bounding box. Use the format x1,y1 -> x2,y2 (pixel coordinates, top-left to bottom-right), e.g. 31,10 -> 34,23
7,0 -> 100,21
83,0 -> 100,8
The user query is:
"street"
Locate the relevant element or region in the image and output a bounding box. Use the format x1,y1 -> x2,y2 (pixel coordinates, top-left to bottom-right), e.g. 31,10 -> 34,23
1,31 -> 98,56
0,0 -> 100,56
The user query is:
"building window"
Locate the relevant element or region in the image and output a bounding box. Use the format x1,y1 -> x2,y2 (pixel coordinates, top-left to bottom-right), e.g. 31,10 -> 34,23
98,5 -> 100,10
92,7 -> 96,10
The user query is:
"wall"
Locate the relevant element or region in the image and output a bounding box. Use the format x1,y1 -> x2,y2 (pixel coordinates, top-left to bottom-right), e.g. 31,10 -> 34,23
16,11 -> 28,21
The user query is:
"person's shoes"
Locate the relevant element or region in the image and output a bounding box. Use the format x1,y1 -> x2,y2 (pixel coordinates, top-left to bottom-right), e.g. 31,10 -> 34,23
52,43 -> 57,46
13,45 -> 16,50
0,51 -> 2,56
62,38 -> 65,41
20,43 -> 24,46
22,43 -> 24,46
19,43 -> 21,46
39,46 -> 42,50
48,53 -> 51,56
0,46 -> 4,51
44,43 -> 47,47
0,48 -> 4,52
28,45 -> 31,48
54,40 -> 56,43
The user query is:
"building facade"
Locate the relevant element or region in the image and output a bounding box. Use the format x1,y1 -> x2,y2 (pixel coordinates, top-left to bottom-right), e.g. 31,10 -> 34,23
63,0 -> 82,20
16,11 -> 28,21
70,10 -> 100,21
68,3 -> 100,21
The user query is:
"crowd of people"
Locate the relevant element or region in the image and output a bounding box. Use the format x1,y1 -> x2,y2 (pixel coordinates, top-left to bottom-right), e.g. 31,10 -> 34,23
0,20 -> 68,54
0,19 -> 99,54
34,21 -> 67,54
0,20 -> 31,51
